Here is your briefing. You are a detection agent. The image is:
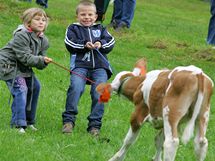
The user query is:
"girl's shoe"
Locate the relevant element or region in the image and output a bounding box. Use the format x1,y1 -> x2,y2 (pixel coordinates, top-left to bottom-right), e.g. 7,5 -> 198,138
28,125 -> 38,131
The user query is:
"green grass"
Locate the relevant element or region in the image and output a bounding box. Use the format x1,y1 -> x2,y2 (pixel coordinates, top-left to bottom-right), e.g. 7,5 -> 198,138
0,0 -> 215,160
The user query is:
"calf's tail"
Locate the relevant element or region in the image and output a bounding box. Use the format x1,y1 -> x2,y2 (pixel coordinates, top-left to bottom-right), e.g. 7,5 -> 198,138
181,73 -> 204,144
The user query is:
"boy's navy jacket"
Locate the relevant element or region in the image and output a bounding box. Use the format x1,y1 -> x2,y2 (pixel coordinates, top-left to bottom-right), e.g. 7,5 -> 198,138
64,23 -> 115,79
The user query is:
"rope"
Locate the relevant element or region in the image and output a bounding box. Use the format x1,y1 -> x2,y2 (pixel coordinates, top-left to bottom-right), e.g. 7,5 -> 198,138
50,61 -> 96,84
94,48 -> 115,74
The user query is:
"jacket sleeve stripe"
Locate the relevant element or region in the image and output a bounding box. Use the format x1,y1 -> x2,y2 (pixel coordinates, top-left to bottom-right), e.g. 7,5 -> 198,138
64,37 -> 85,49
102,38 -> 115,48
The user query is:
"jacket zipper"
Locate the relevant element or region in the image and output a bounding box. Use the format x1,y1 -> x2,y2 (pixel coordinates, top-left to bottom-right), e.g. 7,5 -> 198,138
88,27 -> 95,68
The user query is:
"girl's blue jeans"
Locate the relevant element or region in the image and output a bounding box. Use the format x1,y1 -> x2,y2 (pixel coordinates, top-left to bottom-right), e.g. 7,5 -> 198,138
6,76 -> 40,128
62,68 -> 108,132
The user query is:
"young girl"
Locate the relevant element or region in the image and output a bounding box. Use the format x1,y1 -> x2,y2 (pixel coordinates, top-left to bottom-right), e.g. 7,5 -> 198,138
0,8 -> 52,133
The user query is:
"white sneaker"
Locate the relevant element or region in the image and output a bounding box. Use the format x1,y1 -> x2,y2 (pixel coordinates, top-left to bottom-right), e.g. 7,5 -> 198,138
28,125 -> 38,131
18,128 -> 26,134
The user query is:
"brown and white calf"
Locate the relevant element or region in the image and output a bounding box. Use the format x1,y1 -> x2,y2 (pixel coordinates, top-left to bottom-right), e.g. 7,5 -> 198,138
96,59 -> 214,161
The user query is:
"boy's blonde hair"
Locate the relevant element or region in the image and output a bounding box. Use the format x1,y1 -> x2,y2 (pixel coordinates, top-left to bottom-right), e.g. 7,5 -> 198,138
21,8 -> 48,31
76,0 -> 96,15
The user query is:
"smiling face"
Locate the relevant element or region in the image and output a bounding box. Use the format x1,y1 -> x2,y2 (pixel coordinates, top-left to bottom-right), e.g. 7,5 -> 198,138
30,14 -> 47,33
76,4 -> 97,27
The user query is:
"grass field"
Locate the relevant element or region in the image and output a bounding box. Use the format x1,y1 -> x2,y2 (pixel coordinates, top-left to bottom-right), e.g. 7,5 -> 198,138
0,0 -> 215,160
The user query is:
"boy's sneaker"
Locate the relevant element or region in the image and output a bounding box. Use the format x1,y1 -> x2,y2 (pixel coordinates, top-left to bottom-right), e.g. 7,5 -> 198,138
28,125 -> 38,131
62,123 -> 73,133
89,128 -> 100,137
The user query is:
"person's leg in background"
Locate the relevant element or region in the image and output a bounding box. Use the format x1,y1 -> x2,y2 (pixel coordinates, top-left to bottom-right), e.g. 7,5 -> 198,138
207,0 -> 215,45
121,0 -> 136,28
109,0 -> 123,28
94,0 -> 105,22
36,0 -> 48,8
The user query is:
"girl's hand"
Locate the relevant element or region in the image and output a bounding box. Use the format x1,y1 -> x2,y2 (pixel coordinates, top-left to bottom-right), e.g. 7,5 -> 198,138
44,56 -> 52,64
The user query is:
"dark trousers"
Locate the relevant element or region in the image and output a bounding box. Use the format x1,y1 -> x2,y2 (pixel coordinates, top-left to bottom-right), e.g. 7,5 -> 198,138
94,0 -> 110,21
36,0 -> 48,8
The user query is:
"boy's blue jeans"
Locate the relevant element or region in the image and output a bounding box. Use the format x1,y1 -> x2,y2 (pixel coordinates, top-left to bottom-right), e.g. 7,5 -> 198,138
207,0 -> 215,45
6,76 -> 40,128
62,68 -> 108,132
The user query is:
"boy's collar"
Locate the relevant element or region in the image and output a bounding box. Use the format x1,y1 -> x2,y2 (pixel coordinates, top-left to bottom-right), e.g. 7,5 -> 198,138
73,22 -> 98,27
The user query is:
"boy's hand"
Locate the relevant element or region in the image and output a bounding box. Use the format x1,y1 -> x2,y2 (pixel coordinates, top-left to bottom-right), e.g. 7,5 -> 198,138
94,41 -> 101,49
85,42 -> 95,49
44,56 -> 52,64
85,41 -> 101,49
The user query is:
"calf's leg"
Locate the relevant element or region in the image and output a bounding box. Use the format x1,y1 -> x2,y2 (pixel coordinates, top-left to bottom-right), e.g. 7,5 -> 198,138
152,129 -> 164,161
194,107 -> 210,161
109,104 -> 149,161
163,106 -> 180,161
108,127 -> 141,161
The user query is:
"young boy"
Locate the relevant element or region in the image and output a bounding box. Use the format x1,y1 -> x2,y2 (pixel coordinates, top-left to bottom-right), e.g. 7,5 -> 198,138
62,0 -> 115,136
0,8 -> 52,133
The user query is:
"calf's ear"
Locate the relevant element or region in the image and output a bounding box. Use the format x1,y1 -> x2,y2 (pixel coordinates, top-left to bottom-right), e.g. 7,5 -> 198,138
134,58 -> 147,76
96,83 -> 112,94
96,83 -> 112,103
134,57 -> 147,68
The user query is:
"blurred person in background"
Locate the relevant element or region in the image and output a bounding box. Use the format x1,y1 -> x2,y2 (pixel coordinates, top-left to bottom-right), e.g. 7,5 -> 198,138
108,0 -> 136,31
207,0 -> 215,47
36,0 -> 48,8
16,0 -> 48,8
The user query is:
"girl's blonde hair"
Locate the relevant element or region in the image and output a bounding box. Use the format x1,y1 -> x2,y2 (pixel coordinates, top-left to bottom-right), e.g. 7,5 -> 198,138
21,8 -> 48,31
